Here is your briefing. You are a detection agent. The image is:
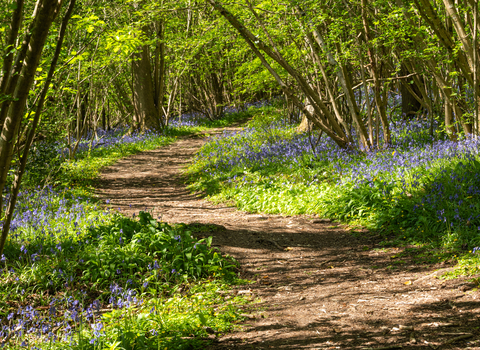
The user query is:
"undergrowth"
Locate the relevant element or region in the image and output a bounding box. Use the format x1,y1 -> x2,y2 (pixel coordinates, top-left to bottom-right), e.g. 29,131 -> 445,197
0,210 -> 245,349
0,108 -> 254,348
186,102 -> 480,282
22,107 -> 252,196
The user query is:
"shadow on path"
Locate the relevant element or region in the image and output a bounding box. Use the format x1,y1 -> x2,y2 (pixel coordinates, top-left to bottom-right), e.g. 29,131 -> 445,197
95,125 -> 480,350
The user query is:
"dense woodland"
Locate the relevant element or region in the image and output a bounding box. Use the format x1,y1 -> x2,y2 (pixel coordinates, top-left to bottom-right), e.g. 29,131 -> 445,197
1,0 -> 480,348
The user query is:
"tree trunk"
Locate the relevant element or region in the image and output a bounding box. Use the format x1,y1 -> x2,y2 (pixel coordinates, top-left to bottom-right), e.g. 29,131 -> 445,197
154,20 -> 166,126
0,0 -> 63,256
445,100 -> 457,140
400,65 -> 423,118
132,28 -> 161,131
0,0 -> 24,131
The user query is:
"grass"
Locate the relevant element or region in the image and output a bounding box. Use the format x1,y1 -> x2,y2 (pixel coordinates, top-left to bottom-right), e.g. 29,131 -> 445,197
186,101 -> 480,282
0,108 -> 255,349
23,105 -> 254,195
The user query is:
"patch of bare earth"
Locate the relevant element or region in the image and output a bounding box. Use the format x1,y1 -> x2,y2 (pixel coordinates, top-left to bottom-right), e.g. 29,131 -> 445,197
96,126 -> 480,350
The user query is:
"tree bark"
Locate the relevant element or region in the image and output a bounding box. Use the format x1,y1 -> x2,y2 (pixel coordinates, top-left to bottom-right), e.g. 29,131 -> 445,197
445,99 -> 457,140
132,27 -> 161,131
0,0 -> 25,126
361,0 -> 390,146
414,0 -> 473,87
0,0 -> 63,255
400,65 -> 423,118
154,20 -> 166,126
0,0 -> 76,256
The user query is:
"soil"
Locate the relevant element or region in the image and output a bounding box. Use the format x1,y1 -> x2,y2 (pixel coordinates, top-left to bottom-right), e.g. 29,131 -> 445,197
96,124 -> 480,350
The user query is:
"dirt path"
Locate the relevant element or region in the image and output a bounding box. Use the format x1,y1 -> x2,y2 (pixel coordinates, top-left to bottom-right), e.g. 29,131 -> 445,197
96,125 -> 480,350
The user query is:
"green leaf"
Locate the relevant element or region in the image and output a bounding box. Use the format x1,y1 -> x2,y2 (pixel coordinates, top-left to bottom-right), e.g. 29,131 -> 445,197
199,313 -> 207,325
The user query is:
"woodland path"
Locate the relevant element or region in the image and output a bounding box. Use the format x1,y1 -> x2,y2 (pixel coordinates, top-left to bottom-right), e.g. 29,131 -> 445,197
96,123 -> 480,350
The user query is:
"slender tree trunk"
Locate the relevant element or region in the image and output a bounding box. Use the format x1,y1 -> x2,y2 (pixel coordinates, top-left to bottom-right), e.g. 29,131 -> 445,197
0,0 -> 25,131
154,20 -> 166,127
0,0 -> 64,256
474,0 -> 479,135
362,0 -> 390,146
298,15 -> 352,141
414,0 -> 474,88
445,100 -> 458,140
359,53 -> 374,145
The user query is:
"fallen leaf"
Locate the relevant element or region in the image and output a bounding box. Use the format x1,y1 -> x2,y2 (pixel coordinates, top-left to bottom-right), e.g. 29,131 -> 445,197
237,289 -> 252,294
404,280 -> 412,285
399,325 -> 414,330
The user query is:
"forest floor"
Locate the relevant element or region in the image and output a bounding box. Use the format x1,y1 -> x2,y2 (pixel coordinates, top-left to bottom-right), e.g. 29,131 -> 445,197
96,123 -> 480,350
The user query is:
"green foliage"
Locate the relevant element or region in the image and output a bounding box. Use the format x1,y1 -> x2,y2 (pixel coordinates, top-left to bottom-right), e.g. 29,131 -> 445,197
82,211 -> 238,290
1,209 -> 236,302
187,106 -> 480,280
76,281 -> 248,350
58,135 -> 175,190
21,109 -> 251,194
1,208 -> 244,349
0,111 -> 254,348
23,131 -> 179,193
